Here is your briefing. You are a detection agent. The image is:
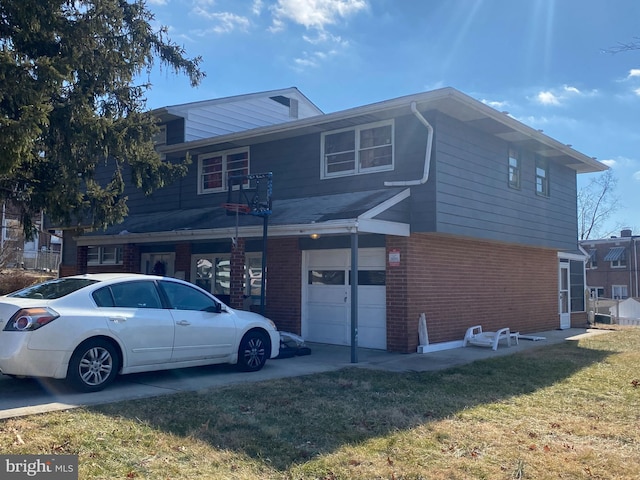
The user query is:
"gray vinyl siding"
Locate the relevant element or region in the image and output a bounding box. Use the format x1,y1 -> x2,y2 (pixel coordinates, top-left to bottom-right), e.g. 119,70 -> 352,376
106,109 -> 578,251
165,118 -> 185,145
424,113 -> 578,250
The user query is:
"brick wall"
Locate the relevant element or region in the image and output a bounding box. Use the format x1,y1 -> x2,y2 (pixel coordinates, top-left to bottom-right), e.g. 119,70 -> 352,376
265,237 -> 301,332
122,244 -> 140,273
229,238 -> 245,309
175,243 -> 192,280
386,233 -> 559,353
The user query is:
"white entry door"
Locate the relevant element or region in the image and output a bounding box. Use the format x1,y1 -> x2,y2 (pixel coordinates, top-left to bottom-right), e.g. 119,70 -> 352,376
303,248 -> 386,349
559,263 -> 571,329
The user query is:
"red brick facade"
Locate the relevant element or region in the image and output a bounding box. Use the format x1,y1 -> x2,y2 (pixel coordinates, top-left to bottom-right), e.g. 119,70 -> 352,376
67,233 -> 570,354
386,233 -> 559,352
263,237 -> 301,333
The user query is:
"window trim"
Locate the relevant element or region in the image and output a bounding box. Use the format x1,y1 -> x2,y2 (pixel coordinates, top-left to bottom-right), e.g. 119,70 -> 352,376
197,147 -> 250,194
321,120 -> 394,179
87,245 -> 123,266
535,155 -> 550,197
612,284 -> 628,299
508,148 -> 521,189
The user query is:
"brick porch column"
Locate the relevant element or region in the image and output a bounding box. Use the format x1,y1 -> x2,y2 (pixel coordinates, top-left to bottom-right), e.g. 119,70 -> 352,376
122,244 -> 140,273
76,245 -> 88,275
230,238 -> 246,309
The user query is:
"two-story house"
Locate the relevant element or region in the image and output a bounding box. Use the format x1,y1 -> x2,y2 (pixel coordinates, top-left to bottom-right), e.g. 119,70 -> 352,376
57,87 -> 607,353
581,228 -> 640,300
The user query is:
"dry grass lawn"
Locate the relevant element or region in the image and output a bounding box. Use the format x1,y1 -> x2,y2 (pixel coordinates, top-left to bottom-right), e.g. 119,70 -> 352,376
1,326 -> 639,479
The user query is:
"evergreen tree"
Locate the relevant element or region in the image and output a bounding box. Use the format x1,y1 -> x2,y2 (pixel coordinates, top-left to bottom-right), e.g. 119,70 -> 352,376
0,0 -> 204,236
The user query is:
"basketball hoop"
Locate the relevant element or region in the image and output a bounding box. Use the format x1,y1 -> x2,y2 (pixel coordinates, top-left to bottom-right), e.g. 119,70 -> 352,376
221,203 -> 251,214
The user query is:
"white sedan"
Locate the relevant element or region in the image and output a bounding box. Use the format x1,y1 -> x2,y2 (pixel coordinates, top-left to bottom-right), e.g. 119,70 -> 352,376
0,273 -> 280,392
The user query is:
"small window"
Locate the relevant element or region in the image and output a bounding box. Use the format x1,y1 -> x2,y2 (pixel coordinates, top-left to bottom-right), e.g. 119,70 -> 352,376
508,148 -> 520,189
87,246 -> 123,265
612,285 -> 628,300
587,250 -> 597,269
589,287 -> 605,299
535,156 -> 549,196
349,270 -> 386,286
322,121 -> 394,178
308,270 -> 345,285
198,148 -> 249,194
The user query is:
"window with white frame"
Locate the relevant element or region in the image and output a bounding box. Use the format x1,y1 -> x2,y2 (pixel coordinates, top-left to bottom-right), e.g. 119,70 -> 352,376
612,285 -> 628,299
321,121 -> 394,178
586,249 -> 597,269
198,148 -> 249,194
508,148 -> 521,189
535,156 -> 549,196
589,287 -> 605,299
87,245 -> 123,265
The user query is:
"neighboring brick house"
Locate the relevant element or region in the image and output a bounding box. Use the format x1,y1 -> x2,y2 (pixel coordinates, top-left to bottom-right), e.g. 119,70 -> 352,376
581,228 -> 640,300
57,87 -> 607,353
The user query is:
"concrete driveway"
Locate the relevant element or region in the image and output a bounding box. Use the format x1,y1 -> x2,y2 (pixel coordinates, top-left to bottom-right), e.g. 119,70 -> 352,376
0,328 -> 606,419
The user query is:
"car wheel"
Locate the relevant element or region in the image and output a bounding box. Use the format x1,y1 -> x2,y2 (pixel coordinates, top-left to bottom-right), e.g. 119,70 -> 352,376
238,331 -> 268,372
67,339 -> 119,392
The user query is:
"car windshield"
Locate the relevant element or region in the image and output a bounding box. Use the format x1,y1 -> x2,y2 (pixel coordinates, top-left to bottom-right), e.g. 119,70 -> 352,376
8,278 -> 100,299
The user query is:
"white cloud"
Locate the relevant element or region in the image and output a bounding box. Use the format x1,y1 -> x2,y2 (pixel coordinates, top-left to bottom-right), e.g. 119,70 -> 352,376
271,0 -> 368,30
536,91 -> 561,105
627,69 -> 640,79
190,9 -> 251,33
482,98 -> 509,110
252,0 -> 264,15
601,159 -> 618,168
563,85 -> 581,95
147,0 -> 168,5
634,87 -> 640,97
633,171 -> 640,181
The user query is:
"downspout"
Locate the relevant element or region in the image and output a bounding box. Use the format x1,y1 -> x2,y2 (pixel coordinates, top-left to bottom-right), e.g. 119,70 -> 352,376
384,101 -> 433,186
634,236 -> 639,298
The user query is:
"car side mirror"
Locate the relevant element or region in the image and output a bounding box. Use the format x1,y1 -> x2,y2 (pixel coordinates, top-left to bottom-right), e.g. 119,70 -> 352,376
203,302 -> 222,314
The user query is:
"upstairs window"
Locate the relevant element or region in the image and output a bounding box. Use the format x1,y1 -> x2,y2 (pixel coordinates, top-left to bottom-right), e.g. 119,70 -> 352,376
198,148 -> 249,194
604,246 -> 627,268
586,250 -> 597,269
535,156 -> 549,196
508,148 -> 521,189
321,121 -> 394,178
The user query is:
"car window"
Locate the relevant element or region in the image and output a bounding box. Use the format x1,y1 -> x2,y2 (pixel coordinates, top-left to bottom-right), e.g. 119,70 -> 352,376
92,286 -> 115,307
159,280 -> 217,311
9,278 -> 99,299
101,281 -> 162,309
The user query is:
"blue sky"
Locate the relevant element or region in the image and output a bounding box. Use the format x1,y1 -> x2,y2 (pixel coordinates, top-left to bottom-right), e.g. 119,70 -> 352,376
141,0 -> 640,237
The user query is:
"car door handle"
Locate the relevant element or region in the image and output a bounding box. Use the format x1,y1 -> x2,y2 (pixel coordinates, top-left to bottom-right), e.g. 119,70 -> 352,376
108,317 -> 127,323
176,320 -> 191,326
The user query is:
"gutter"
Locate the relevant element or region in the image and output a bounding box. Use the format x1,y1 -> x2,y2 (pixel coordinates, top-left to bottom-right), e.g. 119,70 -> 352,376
384,101 -> 433,186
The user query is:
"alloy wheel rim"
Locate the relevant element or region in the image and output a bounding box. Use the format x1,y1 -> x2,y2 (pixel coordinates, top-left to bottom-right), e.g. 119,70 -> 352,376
244,338 -> 265,368
78,347 -> 113,386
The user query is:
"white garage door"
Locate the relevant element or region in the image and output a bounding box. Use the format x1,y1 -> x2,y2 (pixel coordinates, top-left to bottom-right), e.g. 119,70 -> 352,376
303,248 -> 386,349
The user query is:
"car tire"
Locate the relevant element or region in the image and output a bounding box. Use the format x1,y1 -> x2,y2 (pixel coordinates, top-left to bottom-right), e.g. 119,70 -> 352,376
237,331 -> 268,372
66,339 -> 119,392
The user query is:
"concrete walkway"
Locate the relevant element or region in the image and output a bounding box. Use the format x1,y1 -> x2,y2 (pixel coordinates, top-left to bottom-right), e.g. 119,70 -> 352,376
0,328 -> 608,419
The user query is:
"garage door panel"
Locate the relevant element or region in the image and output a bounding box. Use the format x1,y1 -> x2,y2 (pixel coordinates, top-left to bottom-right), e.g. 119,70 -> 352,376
304,248 -> 386,350
307,305 -> 348,344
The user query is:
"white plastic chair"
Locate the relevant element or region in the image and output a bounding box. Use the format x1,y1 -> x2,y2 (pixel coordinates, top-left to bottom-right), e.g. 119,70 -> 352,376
462,325 -> 513,351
